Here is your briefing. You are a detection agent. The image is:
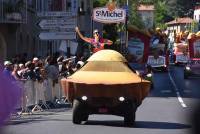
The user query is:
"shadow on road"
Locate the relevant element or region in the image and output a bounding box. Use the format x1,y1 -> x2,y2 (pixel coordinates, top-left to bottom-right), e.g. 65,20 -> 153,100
7,118 -> 72,126
134,121 -> 191,129
85,120 -> 191,129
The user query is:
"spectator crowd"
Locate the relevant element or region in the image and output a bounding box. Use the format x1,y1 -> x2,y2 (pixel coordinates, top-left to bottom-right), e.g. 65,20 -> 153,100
2,54 -> 85,114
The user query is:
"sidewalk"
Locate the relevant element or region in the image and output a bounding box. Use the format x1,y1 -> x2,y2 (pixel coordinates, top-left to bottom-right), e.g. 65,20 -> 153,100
7,106 -> 72,126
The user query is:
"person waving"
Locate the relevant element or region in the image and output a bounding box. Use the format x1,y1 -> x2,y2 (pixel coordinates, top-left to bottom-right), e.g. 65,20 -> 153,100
75,27 -> 113,53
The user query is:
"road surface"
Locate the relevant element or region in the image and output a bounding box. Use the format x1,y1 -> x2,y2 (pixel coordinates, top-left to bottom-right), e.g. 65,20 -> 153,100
2,65 -> 199,134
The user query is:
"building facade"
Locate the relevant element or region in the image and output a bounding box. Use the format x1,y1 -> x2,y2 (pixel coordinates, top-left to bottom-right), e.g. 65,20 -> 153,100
137,4 -> 154,29
0,0 -> 28,60
166,17 -> 197,39
35,0 -> 93,58
194,6 -> 200,22
0,0 -> 93,60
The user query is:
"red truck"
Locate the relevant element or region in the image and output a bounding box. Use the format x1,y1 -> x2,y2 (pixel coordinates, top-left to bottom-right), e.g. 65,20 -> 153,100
184,33 -> 200,78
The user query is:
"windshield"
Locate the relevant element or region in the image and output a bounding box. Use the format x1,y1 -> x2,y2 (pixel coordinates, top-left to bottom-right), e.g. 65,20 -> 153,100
80,61 -> 133,72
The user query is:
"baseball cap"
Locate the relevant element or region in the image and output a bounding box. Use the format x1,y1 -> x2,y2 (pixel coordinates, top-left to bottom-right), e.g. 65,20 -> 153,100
93,29 -> 99,34
33,57 -> 39,61
19,63 -> 24,68
4,61 -> 12,66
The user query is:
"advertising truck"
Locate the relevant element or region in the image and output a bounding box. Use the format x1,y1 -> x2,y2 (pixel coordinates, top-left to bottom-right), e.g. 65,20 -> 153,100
173,32 -> 189,65
147,28 -> 169,72
127,25 -> 153,86
184,32 -> 200,78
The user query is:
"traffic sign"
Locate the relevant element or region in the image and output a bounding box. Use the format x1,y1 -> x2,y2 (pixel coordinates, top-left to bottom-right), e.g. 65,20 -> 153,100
39,32 -> 76,40
37,11 -> 74,17
38,18 -> 76,30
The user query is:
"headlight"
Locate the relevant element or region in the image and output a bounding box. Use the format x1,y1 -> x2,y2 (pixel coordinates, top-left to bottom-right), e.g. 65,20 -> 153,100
186,66 -> 190,70
146,73 -> 152,78
81,96 -> 88,101
164,65 -> 167,68
119,97 -> 125,102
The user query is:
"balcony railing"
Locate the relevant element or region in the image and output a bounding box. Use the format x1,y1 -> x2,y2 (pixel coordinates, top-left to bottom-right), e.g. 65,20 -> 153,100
0,0 -> 27,23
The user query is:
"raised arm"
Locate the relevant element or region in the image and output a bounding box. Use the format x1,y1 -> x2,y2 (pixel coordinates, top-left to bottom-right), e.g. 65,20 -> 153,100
75,27 -> 91,43
103,39 -> 113,45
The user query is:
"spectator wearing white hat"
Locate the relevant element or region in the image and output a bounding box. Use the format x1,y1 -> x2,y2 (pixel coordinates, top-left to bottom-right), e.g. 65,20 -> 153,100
17,63 -> 25,77
77,56 -> 85,67
3,61 -> 14,80
32,57 -> 39,67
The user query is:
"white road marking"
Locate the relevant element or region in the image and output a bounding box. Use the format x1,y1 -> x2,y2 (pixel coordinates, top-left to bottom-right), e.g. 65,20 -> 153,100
168,71 -> 187,108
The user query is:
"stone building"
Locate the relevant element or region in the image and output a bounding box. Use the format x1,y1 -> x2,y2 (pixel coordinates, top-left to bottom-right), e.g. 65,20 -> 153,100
0,0 -> 93,60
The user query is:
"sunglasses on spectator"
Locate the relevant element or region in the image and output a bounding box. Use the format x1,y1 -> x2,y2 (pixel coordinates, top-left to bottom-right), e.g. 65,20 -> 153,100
94,32 -> 99,35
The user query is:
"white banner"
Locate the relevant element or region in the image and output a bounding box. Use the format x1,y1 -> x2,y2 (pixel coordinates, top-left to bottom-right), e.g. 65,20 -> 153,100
93,7 -> 126,23
176,54 -> 188,63
128,38 -> 144,62
147,56 -> 166,67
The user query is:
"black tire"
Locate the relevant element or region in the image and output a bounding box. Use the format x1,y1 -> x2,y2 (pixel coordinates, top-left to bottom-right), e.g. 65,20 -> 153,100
72,100 -> 83,124
163,67 -> 168,72
175,62 -> 179,66
82,114 -> 89,121
124,112 -> 135,126
124,102 -> 136,126
184,70 -> 189,79
150,83 -> 154,90
184,73 -> 188,79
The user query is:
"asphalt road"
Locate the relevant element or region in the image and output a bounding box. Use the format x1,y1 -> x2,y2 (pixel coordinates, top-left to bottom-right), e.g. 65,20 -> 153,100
2,65 -> 200,134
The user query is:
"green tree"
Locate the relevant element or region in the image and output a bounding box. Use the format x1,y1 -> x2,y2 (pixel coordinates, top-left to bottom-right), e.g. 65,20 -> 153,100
93,0 -> 107,7
175,0 -> 195,18
154,0 -> 169,29
128,0 -> 145,29
190,21 -> 198,33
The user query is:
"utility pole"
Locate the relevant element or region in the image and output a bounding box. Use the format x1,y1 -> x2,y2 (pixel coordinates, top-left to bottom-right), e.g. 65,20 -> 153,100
91,0 -> 93,36
125,0 -> 128,55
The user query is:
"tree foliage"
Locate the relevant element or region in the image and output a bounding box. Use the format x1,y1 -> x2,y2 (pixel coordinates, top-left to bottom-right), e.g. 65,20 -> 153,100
93,0 -> 197,30
128,0 -> 145,29
93,0 -> 107,8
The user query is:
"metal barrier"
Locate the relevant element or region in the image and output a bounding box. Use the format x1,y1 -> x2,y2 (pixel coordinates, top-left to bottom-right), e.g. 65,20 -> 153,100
17,77 -> 64,114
